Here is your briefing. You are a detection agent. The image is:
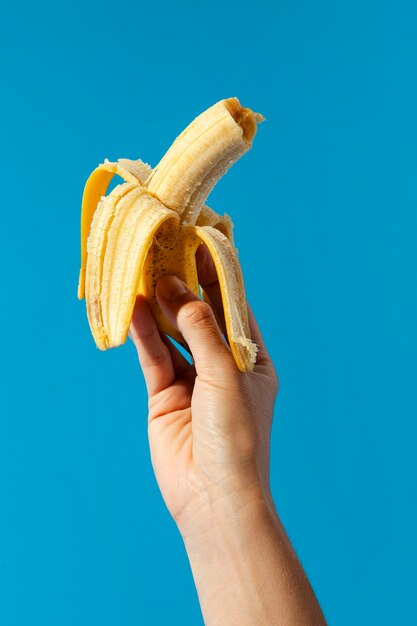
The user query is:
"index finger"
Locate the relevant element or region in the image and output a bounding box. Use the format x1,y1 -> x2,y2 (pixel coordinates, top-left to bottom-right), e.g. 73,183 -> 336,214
195,243 -> 226,332
196,243 -> 272,373
129,295 -> 176,396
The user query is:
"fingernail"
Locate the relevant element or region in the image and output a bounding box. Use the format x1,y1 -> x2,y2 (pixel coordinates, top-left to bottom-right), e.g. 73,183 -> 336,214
160,275 -> 188,302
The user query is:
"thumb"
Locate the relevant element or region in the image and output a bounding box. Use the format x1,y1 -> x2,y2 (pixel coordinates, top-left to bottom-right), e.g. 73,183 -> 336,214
156,275 -> 234,376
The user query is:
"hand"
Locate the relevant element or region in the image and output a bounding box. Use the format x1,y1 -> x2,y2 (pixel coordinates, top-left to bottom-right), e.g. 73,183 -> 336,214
129,244 -> 279,532
129,247 -> 326,625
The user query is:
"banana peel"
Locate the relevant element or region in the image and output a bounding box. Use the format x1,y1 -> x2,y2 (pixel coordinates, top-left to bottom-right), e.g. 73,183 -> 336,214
78,97 -> 264,372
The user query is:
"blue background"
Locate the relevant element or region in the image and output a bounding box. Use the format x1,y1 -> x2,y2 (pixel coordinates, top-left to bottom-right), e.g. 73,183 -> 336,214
1,1 -> 416,624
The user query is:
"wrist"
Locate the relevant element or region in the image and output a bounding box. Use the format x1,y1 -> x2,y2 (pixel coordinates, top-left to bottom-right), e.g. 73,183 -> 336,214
177,482 -> 278,557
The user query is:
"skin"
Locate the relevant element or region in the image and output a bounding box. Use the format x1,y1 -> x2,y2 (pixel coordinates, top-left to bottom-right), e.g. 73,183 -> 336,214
129,244 -> 327,626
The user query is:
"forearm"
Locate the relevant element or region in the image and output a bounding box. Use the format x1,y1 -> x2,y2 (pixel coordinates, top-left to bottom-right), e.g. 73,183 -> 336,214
179,490 -> 326,626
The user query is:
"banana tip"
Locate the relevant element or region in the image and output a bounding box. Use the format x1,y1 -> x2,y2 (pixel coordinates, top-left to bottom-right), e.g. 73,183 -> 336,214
225,97 -> 265,143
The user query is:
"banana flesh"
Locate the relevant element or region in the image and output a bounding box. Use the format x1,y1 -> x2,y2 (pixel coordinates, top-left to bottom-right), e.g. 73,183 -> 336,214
79,97 -> 263,372
85,183 -> 140,349
101,194 -> 179,347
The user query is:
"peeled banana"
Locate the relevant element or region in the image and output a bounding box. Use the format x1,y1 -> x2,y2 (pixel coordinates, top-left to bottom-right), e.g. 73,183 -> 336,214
78,97 -> 264,372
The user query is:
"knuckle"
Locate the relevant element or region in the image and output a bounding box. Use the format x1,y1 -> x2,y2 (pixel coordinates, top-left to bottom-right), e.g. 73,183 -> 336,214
135,325 -> 156,340
200,359 -> 238,382
181,300 -> 214,328
140,350 -> 168,369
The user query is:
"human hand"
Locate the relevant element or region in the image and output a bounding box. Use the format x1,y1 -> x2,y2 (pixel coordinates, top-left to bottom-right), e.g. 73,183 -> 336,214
129,248 -> 327,625
129,243 -> 279,534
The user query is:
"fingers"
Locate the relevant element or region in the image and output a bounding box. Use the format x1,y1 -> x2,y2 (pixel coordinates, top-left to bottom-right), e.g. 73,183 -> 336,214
195,243 -> 227,335
196,244 -> 277,382
195,243 -> 224,312
160,333 -> 194,378
129,282 -> 277,396
156,275 -> 234,377
196,244 -> 277,368
129,295 -> 176,396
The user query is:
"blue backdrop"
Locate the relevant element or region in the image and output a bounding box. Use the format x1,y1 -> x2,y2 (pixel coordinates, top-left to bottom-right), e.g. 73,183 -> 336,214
1,1 -> 416,624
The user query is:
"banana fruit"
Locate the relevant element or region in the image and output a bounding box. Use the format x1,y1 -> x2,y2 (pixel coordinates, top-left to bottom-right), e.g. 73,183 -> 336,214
78,97 -> 264,372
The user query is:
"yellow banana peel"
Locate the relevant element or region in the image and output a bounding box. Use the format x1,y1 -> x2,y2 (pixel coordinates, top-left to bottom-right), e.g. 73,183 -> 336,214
78,97 -> 264,372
